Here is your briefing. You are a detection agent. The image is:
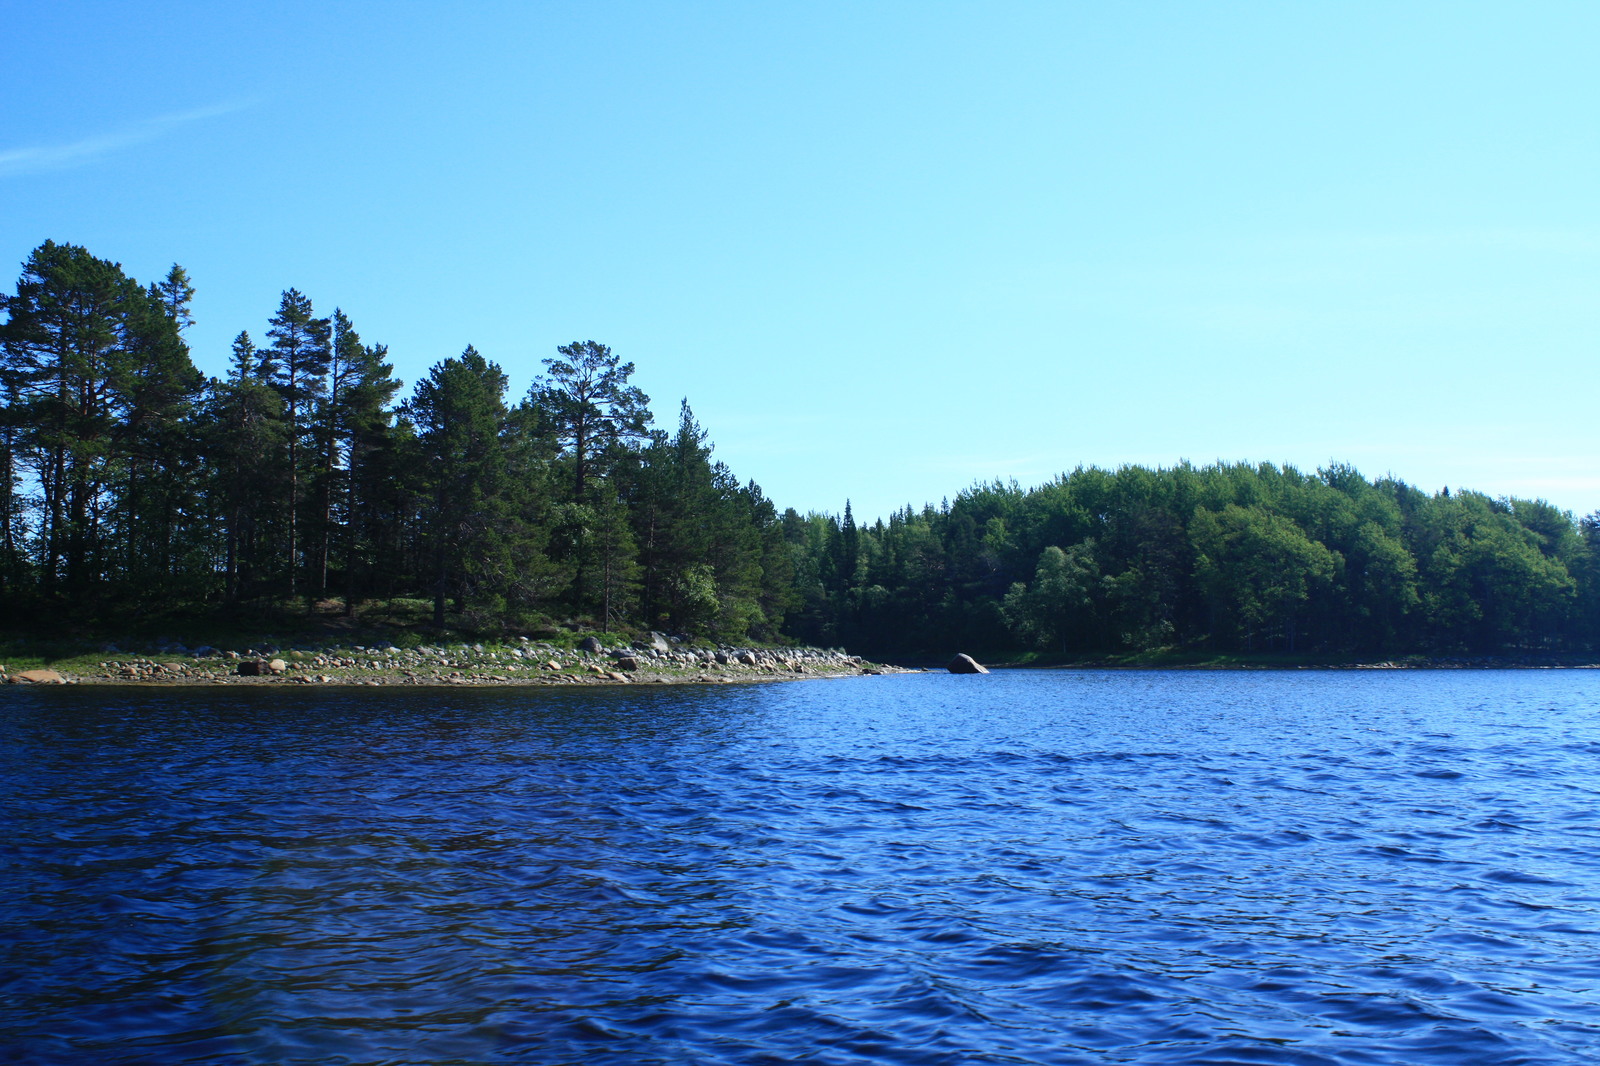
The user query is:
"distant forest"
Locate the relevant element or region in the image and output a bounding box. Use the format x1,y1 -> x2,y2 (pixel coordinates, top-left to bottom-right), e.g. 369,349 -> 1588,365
4,240 -> 1599,658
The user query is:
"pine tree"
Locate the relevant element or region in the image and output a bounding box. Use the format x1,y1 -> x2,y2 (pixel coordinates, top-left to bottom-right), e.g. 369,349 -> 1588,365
408,346 -> 518,628
152,265 -> 195,332
204,331 -> 286,602
525,340 -> 651,610
307,309 -> 400,600
112,277 -> 205,599
263,289 -> 331,597
338,319 -> 402,611
1,242 -> 139,595
527,340 -> 650,504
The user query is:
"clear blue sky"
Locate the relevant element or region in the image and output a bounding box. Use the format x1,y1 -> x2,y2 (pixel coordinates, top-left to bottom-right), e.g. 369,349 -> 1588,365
4,2 -> 1596,522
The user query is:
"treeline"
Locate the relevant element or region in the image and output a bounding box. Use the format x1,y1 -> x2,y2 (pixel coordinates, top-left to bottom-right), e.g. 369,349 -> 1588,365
6,240 -> 1599,659
784,464 -> 1600,657
0,241 -> 793,637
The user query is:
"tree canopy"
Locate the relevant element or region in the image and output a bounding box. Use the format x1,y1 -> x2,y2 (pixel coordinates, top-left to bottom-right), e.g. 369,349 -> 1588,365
3,239 -> 1598,659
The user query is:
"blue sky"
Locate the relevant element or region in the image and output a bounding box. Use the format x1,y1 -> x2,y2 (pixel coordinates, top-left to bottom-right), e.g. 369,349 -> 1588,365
3,2 -> 1597,522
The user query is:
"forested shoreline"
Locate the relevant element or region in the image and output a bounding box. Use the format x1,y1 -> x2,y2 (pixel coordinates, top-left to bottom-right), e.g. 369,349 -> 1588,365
4,241 -> 1599,660
786,466 -> 1600,659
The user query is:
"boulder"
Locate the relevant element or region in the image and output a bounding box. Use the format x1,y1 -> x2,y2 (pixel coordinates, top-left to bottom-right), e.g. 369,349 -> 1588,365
579,636 -> 603,654
947,653 -> 989,675
237,660 -> 267,677
643,631 -> 672,653
736,651 -> 758,666
11,668 -> 64,684
267,658 -> 289,675
615,655 -> 640,672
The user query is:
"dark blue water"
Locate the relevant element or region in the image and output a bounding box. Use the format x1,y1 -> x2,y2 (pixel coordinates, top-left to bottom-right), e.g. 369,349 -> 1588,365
4,670 -> 1600,1065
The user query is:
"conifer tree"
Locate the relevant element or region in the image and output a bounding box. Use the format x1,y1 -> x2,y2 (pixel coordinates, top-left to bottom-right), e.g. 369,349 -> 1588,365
2,242 -> 141,594
337,318 -> 402,610
263,289 -> 330,596
112,276 -> 205,598
205,331 -> 286,601
409,346 -> 518,628
525,340 -> 651,611
307,309 -> 400,599
528,340 -> 651,505
151,265 -> 195,332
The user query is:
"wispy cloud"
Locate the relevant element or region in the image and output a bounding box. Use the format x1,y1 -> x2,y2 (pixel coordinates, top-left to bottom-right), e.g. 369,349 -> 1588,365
0,101 -> 252,178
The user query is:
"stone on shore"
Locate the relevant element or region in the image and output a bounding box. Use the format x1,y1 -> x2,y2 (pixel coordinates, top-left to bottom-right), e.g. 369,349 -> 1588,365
11,668 -> 64,684
947,653 -> 989,675
579,636 -> 603,654
67,637 -> 890,687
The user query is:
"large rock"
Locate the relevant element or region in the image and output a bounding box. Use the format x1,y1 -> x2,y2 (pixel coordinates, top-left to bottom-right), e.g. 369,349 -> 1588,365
947,653 -> 989,675
615,655 -> 640,672
579,636 -> 603,654
237,659 -> 267,677
11,668 -> 64,684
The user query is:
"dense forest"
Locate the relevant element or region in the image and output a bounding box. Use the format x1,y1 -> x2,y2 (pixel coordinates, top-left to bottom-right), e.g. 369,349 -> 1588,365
785,466 -> 1600,657
0,241 -> 794,640
4,240 -> 1599,658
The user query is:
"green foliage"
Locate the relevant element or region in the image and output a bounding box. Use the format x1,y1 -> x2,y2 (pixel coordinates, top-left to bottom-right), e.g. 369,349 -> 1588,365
4,239 -> 1597,658
525,339 -> 651,506
1192,504 -> 1339,651
1003,542 -> 1099,651
0,241 -> 203,600
788,461 -> 1600,658
407,346 -> 522,628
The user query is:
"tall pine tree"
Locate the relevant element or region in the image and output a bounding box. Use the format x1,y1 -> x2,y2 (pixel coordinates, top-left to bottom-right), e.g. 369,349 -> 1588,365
409,347 -> 520,628
263,289 -> 330,597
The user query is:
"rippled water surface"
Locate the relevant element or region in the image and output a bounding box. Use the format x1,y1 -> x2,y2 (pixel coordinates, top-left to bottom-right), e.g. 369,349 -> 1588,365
5,670 -> 1600,1064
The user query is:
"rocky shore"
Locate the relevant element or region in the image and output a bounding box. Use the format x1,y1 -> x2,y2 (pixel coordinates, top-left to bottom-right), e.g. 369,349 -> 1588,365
3,635 -> 902,687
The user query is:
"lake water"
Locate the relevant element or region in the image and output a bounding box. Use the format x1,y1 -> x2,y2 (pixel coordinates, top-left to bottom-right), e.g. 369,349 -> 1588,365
4,669 -> 1600,1065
